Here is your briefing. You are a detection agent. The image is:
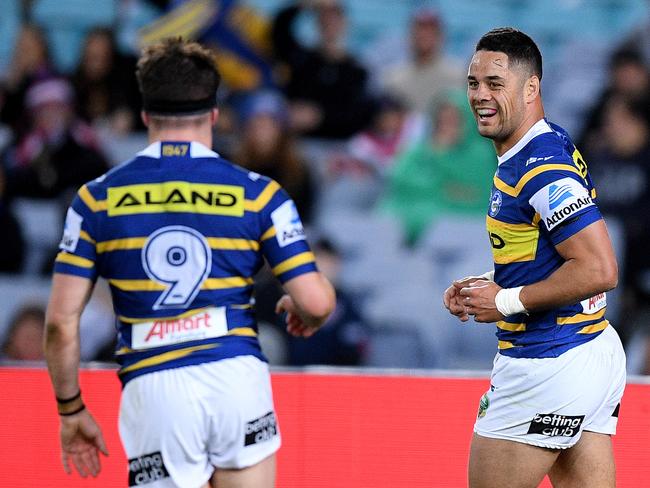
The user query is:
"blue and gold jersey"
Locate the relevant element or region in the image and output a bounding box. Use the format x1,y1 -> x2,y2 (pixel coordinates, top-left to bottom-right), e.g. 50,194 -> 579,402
54,141 -> 317,385
487,119 -> 608,358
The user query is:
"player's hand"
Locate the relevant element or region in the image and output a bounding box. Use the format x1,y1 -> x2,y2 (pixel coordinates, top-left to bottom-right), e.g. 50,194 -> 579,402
275,294 -> 320,338
443,275 -> 491,322
459,280 -> 505,323
60,409 -> 109,478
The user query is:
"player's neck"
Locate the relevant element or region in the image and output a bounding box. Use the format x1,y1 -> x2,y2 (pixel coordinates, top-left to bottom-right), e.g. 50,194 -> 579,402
494,107 -> 545,156
148,126 -> 213,149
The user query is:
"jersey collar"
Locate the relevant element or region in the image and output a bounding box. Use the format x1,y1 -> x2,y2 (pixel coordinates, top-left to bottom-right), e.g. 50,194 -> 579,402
136,141 -> 220,159
497,118 -> 552,165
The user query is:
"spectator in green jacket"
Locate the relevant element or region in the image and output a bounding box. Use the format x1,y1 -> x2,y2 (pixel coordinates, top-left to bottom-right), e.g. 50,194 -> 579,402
380,89 -> 495,243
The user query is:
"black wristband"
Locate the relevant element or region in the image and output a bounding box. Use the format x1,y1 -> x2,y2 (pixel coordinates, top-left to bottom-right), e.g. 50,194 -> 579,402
59,404 -> 86,416
56,390 -> 81,404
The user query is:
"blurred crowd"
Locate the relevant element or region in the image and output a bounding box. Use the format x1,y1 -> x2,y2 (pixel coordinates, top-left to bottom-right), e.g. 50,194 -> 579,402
1,0 -> 649,373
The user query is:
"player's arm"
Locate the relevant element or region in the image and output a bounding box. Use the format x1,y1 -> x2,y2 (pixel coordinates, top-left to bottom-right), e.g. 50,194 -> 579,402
276,271 -> 336,337
461,164 -> 616,322
44,273 -> 93,403
520,219 -> 617,310
44,273 -> 109,478
460,220 -> 616,322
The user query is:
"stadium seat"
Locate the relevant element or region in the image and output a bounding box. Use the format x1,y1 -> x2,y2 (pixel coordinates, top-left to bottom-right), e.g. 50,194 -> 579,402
12,198 -> 63,275
315,209 -> 404,260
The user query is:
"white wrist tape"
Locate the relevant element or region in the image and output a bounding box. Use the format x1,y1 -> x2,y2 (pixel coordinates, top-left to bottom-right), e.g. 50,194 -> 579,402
495,286 -> 527,316
478,270 -> 495,281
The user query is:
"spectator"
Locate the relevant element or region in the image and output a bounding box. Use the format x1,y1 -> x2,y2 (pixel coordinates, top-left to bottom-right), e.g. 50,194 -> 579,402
233,90 -> 316,223
382,8 -> 465,114
0,23 -> 56,137
345,94 -> 426,177
1,304 -> 45,361
379,90 -> 495,244
578,48 -> 650,152
586,96 -> 650,310
72,27 -> 141,134
0,166 -> 24,272
271,0 -> 375,138
287,237 -> 369,366
2,77 -> 110,201
253,237 -> 370,366
319,94 -> 426,213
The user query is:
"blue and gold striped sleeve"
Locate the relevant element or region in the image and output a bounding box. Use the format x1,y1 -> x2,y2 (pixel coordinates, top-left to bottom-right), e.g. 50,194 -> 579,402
53,184 -> 100,281
518,162 -> 602,245
256,181 -> 317,283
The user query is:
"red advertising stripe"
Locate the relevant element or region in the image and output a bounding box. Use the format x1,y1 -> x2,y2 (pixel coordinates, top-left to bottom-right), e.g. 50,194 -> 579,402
0,368 -> 648,487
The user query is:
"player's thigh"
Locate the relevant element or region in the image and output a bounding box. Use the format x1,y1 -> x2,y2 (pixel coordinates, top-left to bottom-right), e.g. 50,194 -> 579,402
548,431 -> 615,488
469,433 -> 559,488
210,453 -> 276,488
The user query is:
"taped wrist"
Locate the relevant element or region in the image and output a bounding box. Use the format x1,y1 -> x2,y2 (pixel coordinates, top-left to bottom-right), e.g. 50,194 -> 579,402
478,270 -> 495,281
495,286 -> 527,317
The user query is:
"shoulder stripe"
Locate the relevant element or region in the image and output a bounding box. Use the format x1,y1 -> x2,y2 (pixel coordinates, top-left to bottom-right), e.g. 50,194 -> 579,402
55,252 -> 94,269
272,251 -> 315,276
557,308 -> 606,325
78,185 -> 107,212
494,163 -> 583,197
577,320 -> 609,334
244,180 -> 281,212
97,237 -> 259,254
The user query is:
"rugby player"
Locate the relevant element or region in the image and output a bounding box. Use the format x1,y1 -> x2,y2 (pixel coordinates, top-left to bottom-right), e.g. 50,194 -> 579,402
443,28 -> 626,488
44,38 -> 335,488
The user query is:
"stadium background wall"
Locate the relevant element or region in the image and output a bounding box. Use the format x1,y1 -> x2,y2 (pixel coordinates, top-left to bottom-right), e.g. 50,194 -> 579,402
1,367 -> 648,487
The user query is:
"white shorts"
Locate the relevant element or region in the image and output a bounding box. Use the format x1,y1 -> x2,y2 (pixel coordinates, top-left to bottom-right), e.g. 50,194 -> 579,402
119,355 -> 281,487
474,325 -> 626,449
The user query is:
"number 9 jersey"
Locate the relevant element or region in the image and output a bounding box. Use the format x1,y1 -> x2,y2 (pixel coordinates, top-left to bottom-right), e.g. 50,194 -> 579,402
54,141 -> 318,385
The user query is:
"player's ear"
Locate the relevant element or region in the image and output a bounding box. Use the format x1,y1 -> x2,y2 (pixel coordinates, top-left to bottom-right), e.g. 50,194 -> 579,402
525,75 -> 540,103
210,108 -> 219,126
141,111 -> 149,127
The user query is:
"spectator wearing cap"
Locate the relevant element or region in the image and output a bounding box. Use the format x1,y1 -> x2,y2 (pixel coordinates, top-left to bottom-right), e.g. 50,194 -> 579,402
271,0 -> 376,138
232,90 -> 316,223
2,77 -> 109,201
0,77 -> 109,273
382,8 -> 465,114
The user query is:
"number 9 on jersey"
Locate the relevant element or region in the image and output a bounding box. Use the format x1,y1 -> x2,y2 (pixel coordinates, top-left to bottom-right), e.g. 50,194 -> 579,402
142,226 -> 211,310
